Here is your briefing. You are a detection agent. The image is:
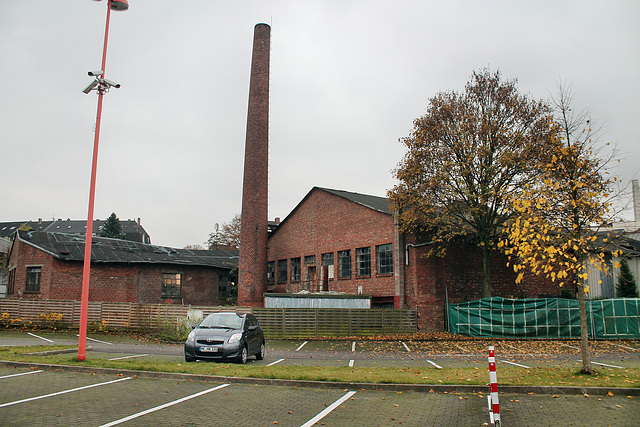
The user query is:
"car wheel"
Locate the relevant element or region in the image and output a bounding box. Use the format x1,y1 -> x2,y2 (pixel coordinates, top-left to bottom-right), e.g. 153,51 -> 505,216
185,353 -> 196,362
237,346 -> 248,364
256,342 -> 265,360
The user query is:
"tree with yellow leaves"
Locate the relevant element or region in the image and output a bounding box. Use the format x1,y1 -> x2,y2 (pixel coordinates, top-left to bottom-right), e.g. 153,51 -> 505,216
500,85 -> 619,374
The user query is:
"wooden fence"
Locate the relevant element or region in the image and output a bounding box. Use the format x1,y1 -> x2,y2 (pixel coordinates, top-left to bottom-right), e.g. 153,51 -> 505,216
0,298 -> 417,338
253,307 -> 417,338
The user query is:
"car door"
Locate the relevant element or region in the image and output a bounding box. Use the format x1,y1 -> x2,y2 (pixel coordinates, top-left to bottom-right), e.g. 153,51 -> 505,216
245,314 -> 259,354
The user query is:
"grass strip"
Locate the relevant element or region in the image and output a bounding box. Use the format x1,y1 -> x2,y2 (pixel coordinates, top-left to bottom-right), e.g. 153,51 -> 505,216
1,345 -> 638,388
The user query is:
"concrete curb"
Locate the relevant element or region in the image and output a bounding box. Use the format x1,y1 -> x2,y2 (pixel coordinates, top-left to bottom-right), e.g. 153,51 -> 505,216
20,346 -> 92,356
1,359 -> 638,396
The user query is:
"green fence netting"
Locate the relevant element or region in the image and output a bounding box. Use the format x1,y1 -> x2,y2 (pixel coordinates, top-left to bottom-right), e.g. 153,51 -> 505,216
447,297 -> 640,339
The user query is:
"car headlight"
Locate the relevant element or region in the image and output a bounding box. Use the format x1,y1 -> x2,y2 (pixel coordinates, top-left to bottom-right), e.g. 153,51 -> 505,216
186,330 -> 195,343
228,333 -> 242,344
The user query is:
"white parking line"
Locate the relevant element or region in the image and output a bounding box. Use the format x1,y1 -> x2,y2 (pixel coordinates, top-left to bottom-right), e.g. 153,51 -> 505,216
500,360 -> 531,369
611,343 -> 638,351
426,360 -> 442,369
348,359 -> 355,367
296,341 -> 308,351
98,383 -> 230,427
27,332 -> 53,343
0,370 -> 43,380
0,377 -> 132,408
401,341 -> 411,352
592,361 -> 624,369
352,341 -> 356,352
300,391 -> 357,427
267,358 -> 285,366
108,354 -> 149,361
76,334 -> 113,345
560,343 -> 580,350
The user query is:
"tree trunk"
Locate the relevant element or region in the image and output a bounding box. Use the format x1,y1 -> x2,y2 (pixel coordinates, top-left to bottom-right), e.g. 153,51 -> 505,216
576,282 -> 593,374
481,244 -> 492,298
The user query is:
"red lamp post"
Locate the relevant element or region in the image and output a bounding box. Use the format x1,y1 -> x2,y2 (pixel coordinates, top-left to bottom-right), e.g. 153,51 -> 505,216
78,0 -> 129,362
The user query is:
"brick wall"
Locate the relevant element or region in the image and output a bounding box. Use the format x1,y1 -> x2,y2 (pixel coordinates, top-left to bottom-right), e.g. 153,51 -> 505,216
137,265 -> 221,306
7,237 -> 54,299
267,189 -> 396,300
8,237 -> 227,306
404,243 -> 563,331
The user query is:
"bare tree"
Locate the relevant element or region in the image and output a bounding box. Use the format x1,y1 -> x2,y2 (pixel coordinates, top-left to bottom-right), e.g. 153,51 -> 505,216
207,214 -> 241,250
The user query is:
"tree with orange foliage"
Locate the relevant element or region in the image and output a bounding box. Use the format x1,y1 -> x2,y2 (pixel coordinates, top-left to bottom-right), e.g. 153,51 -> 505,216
389,69 -> 556,298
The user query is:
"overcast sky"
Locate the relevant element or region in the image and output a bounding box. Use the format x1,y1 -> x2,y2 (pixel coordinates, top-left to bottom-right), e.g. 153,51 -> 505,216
2,0 -> 638,248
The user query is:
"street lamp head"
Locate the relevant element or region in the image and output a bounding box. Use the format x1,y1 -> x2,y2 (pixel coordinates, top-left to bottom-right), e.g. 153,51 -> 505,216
92,0 -> 129,11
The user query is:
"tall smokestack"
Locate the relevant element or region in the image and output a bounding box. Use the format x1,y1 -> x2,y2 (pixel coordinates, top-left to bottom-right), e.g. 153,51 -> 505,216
238,23 -> 270,307
633,179 -> 640,223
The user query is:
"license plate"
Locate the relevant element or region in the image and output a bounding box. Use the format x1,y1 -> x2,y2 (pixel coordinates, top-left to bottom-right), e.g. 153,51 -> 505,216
199,346 -> 218,352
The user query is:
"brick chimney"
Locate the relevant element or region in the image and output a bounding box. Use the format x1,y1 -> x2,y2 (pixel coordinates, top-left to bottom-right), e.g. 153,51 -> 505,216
238,23 -> 270,307
633,179 -> 640,223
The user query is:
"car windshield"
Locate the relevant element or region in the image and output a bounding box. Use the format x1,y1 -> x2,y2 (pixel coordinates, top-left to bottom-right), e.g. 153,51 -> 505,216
199,313 -> 243,329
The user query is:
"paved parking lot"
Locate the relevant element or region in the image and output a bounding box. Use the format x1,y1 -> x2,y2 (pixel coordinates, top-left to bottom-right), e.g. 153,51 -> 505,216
2,331 -> 639,370
1,366 -> 639,426
1,331 -> 639,426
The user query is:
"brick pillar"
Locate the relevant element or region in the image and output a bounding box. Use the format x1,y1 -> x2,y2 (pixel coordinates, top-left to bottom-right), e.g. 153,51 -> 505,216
393,214 -> 406,308
238,23 -> 270,307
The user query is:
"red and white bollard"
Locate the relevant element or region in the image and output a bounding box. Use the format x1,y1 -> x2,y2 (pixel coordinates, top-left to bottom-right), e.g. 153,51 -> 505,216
488,346 -> 501,426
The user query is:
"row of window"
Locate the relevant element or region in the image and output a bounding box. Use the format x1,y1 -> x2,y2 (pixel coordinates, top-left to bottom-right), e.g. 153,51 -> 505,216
267,243 -> 393,284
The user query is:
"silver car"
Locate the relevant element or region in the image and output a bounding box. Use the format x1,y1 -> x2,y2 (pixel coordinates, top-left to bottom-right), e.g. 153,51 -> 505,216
184,312 -> 265,364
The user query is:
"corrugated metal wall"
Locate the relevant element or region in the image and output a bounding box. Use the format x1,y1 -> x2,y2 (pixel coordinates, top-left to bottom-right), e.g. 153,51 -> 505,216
264,294 -> 371,309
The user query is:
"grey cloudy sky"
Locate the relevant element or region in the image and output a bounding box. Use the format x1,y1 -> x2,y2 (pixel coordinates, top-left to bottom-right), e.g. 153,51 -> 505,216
2,0 -> 638,248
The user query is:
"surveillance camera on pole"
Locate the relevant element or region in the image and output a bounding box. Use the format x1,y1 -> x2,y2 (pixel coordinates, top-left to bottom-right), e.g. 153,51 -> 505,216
100,78 -> 121,89
82,71 -> 121,94
78,0 -> 129,365
82,80 -> 99,94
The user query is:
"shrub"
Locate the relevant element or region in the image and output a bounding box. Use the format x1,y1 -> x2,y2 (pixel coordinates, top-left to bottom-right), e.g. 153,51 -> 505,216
153,316 -> 199,342
88,319 -> 109,333
0,312 -> 33,330
37,312 -> 66,330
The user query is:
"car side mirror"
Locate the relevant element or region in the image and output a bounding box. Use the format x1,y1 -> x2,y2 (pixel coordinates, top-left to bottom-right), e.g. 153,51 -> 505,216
191,324 -> 197,330
248,325 -> 257,331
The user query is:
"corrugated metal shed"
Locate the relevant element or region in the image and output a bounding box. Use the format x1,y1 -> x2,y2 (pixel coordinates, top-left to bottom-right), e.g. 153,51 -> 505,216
264,292 -> 371,309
